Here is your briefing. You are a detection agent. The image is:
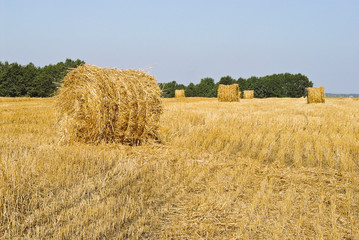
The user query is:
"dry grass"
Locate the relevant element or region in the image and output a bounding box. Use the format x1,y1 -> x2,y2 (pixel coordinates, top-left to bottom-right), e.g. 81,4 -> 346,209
1,97 -> 359,239
175,89 -> 185,98
55,64 -> 162,145
218,84 -> 240,102
243,90 -> 254,99
307,86 -> 325,103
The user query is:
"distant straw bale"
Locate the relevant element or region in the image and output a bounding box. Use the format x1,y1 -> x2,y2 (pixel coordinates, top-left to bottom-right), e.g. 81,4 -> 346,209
175,89 -> 185,98
243,90 -> 254,99
218,84 -> 240,102
55,64 -> 162,145
307,86 -> 325,104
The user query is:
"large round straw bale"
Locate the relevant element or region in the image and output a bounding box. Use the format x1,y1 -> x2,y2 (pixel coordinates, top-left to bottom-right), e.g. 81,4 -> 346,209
175,89 -> 185,98
218,84 -> 240,102
307,86 -> 325,103
55,64 -> 162,145
243,90 -> 254,99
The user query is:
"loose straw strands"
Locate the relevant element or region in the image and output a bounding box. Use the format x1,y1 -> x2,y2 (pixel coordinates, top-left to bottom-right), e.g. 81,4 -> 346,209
55,64 -> 162,145
175,89 -> 185,98
243,90 -> 254,99
218,84 -> 240,102
307,86 -> 325,103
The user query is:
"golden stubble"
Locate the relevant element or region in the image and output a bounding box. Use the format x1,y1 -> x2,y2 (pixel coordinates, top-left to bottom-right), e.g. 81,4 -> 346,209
1,97 -> 358,239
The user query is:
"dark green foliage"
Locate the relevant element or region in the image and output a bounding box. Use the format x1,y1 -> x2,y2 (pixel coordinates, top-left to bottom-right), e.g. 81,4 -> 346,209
0,63 -> 36,97
30,65 -> 57,97
159,81 -> 177,98
0,59 -> 84,97
176,84 -> 186,90
241,73 -> 313,98
159,81 -> 186,98
0,59 -> 313,99
160,73 -> 313,98
218,75 -> 236,85
237,77 -> 247,89
196,78 -> 217,97
185,83 -> 196,97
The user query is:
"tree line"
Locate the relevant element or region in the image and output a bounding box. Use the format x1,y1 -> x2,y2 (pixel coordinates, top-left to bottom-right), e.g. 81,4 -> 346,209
159,73 -> 313,98
0,59 -> 84,97
0,59 -> 313,98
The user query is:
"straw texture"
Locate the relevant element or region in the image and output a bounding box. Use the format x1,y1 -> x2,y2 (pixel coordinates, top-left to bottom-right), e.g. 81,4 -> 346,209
55,64 -> 162,145
243,90 -> 254,99
218,84 -> 240,102
175,89 -> 185,98
307,86 -> 325,103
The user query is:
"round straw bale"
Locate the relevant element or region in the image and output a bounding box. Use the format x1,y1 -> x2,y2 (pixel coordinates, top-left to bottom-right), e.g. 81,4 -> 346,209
243,90 -> 254,99
175,89 -> 185,98
307,86 -> 325,103
218,84 -> 240,102
55,64 -> 162,145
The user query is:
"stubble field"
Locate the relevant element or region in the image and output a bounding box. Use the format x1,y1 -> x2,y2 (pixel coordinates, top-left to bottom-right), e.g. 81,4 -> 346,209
1,97 -> 359,239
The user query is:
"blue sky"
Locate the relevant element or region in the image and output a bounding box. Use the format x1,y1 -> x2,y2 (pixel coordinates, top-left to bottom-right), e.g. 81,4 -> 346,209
1,0 -> 358,93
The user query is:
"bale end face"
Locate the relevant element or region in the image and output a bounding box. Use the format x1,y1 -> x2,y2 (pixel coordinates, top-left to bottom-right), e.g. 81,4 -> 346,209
243,90 -> 254,99
218,84 -> 240,102
175,89 -> 185,98
307,86 -> 325,103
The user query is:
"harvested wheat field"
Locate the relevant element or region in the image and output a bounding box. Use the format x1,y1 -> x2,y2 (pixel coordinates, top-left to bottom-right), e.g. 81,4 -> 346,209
1,97 -> 359,239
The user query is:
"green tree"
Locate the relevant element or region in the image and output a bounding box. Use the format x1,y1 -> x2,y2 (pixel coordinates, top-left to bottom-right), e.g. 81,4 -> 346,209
271,74 -> 286,97
23,63 -> 40,96
244,73 -> 312,98
185,83 -> 196,97
0,63 -> 27,97
0,62 -> 10,96
30,65 -> 57,97
159,81 -> 177,98
218,75 -> 236,85
196,77 -> 216,97
246,76 -> 262,97
175,83 -> 186,90
0,61 -> 10,73
285,73 -> 312,97
0,59 -> 85,97
237,77 -> 247,90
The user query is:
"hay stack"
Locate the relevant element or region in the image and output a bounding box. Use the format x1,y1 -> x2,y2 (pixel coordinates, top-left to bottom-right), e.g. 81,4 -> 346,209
55,64 -> 162,145
175,89 -> 185,98
307,86 -> 325,103
243,90 -> 254,99
218,84 -> 240,102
